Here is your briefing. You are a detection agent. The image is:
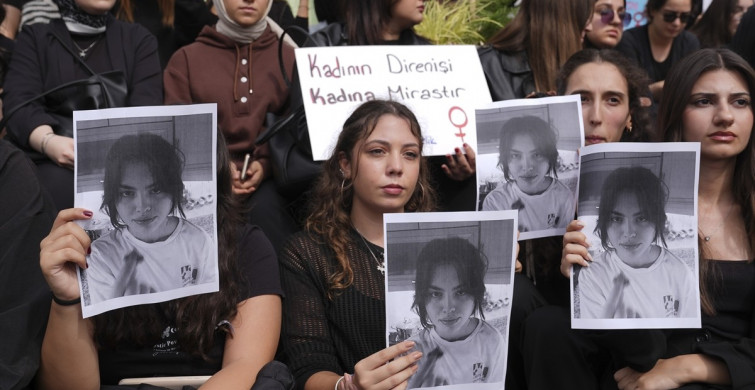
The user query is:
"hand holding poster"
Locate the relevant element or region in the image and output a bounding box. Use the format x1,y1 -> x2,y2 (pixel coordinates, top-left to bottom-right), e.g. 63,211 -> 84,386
296,45 -> 492,160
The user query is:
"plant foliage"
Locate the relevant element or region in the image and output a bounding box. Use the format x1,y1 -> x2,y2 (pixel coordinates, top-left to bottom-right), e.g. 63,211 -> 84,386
415,0 -> 519,45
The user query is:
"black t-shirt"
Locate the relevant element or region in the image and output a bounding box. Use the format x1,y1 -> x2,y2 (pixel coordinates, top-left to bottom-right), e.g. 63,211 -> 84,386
97,224 -> 283,385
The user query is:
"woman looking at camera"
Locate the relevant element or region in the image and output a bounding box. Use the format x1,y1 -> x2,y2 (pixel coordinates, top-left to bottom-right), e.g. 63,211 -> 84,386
279,100 -> 438,390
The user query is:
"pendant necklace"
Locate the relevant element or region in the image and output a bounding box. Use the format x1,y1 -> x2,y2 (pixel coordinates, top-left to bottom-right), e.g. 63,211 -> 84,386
354,228 -> 385,275
699,201 -> 734,242
72,37 -> 100,58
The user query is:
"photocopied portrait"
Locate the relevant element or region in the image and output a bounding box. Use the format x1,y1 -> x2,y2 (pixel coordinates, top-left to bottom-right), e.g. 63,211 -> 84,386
475,95 -> 583,240
384,211 -> 517,390
74,104 -> 219,318
572,142 -> 701,330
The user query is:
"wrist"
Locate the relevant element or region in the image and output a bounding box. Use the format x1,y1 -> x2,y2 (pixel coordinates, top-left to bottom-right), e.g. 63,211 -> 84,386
334,376 -> 344,390
52,294 -> 81,306
40,132 -> 56,156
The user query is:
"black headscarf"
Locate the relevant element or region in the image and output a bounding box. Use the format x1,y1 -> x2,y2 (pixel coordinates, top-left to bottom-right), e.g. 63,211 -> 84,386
56,0 -> 110,31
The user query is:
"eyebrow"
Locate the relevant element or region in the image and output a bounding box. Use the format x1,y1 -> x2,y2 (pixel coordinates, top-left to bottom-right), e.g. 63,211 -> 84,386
571,89 -> 628,98
118,183 -> 158,190
364,139 -> 420,149
610,210 -> 645,217
428,284 -> 462,291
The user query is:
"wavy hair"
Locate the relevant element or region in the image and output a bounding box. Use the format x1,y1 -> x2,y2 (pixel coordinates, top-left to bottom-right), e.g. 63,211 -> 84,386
660,48 -> 755,315
306,100 -> 437,298
557,48 -> 655,142
93,132 -> 243,360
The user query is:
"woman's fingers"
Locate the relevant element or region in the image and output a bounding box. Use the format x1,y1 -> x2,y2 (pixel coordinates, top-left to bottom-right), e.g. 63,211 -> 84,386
40,209 -> 93,300
354,341 -> 421,389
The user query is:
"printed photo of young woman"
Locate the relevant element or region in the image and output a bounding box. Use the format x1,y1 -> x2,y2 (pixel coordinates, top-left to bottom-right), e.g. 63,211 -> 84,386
385,211 -> 517,390
74,104 -> 219,318
571,142 -> 701,330
476,95 -> 583,240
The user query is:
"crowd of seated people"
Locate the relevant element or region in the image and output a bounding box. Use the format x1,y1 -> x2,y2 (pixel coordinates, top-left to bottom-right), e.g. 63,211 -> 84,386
1,0 -> 755,389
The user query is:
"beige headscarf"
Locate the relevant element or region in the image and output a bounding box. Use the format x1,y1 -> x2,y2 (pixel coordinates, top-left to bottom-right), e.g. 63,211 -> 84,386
214,0 -> 275,43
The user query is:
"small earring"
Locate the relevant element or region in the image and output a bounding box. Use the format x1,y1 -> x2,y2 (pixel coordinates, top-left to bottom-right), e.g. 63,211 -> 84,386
339,168 -> 345,177
626,124 -> 633,133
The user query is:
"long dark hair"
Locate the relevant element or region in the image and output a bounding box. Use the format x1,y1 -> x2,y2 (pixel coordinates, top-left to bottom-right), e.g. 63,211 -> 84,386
93,132 -> 243,360
487,0 -> 593,93
689,0 -> 740,48
557,48 -> 655,142
660,48 -> 755,315
306,100 -> 436,298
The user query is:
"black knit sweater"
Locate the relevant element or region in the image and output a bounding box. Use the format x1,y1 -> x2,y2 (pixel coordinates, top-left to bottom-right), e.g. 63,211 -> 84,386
280,230 -> 386,390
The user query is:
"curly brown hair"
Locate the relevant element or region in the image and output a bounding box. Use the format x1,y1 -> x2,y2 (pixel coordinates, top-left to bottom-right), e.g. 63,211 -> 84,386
306,100 -> 437,298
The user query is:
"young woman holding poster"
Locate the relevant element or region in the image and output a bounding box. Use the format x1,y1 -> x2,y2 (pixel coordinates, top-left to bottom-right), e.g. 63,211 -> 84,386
279,100 -> 438,390
35,134 -> 283,389
527,48 -> 755,390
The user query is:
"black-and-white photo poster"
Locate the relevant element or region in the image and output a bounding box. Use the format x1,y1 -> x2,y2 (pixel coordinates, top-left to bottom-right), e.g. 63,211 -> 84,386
571,142 -> 701,329
384,211 -> 517,390
74,104 -> 219,318
475,95 -> 583,240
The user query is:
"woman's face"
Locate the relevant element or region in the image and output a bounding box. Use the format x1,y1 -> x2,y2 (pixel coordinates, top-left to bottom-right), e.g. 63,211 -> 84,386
390,0 -> 426,32
730,0 -> 754,36
74,0 -> 116,15
607,192 -> 657,266
223,0 -> 269,27
566,62 -> 632,145
587,0 -> 627,48
507,134 -> 551,195
648,0 -> 692,41
425,264 -> 476,341
340,114 -> 421,216
115,162 -> 175,243
682,69 -> 753,162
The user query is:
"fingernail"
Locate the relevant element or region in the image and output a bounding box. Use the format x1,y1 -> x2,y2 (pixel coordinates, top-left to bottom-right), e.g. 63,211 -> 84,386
575,220 -> 584,227
463,143 -> 468,148
83,210 -> 93,217
412,352 -> 423,360
405,341 -> 415,348
455,148 -> 461,153
85,261 -> 89,269
87,247 -> 91,255
587,253 -> 593,261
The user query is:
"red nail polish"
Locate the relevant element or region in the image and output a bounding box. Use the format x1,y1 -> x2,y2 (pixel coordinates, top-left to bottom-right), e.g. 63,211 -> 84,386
87,247 -> 91,255
83,210 -> 93,217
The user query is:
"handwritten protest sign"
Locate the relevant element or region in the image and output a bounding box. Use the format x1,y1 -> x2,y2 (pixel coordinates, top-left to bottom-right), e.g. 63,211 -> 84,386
295,45 -> 492,160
